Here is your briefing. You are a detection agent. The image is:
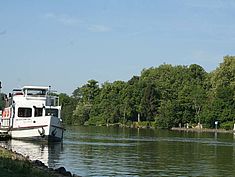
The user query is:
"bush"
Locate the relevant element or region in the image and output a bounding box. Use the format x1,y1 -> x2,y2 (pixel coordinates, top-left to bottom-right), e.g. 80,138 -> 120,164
85,116 -> 106,126
220,121 -> 234,130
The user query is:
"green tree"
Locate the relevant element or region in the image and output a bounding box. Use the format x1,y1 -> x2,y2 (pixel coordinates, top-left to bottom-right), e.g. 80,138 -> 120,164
140,83 -> 160,121
157,100 -> 178,129
90,81 -> 125,125
59,93 -> 77,125
63,55 -> 235,129
73,102 -> 92,125
80,80 -> 100,104
202,56 -> 235,128
73,80 -> 100,125
211,56 -> 235,90
123,77 -> 143,122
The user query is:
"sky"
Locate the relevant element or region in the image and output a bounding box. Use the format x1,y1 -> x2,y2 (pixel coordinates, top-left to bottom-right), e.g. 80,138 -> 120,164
0,0 -> 235,95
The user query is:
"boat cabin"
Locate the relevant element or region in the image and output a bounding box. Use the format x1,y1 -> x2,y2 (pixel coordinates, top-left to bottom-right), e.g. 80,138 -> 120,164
0,85 -> 64,141
0,86 -> 61,128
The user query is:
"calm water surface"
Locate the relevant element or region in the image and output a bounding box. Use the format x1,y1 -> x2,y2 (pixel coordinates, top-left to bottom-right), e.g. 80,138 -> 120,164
1,126 -> 235,176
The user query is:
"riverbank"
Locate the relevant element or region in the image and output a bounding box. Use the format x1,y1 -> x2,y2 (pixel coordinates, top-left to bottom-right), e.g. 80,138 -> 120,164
171,127 -> 234,133
0,145 -> 80,177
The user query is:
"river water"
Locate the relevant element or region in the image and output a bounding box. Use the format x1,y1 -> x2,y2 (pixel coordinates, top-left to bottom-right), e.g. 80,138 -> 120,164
1,126 -> 235,176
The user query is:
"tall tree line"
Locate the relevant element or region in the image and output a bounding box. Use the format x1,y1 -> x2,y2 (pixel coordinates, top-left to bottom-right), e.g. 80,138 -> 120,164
59,56 -> 235,129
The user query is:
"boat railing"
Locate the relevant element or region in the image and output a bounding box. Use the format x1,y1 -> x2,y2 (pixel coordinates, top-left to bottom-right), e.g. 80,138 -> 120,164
12,91 -> 60,107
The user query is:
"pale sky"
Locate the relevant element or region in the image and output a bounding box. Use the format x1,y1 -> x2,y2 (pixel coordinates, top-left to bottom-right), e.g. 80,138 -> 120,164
0,0 -> 235,94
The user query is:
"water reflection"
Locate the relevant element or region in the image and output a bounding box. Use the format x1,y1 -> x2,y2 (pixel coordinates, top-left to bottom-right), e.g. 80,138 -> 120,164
0,139 -> 63,168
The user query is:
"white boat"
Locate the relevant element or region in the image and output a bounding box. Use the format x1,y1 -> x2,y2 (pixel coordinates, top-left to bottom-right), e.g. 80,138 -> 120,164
0,86 -> 64,141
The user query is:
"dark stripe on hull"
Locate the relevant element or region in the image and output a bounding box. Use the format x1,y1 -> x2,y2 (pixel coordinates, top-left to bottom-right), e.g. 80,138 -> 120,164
0,125 -> 48,131
11,125 -> 48,131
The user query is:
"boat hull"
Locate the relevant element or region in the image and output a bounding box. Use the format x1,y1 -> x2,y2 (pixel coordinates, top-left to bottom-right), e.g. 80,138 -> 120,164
0,116 -> 64,142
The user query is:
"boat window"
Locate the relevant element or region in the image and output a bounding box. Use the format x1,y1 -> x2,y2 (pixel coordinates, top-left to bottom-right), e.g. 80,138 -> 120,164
26,89 -> 47,97
45,108 -> 58,117
18,107 -> 32,117
34,108 -> 43,117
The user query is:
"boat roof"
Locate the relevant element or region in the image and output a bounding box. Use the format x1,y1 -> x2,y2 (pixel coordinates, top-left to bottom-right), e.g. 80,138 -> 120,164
22,86 -> 50,90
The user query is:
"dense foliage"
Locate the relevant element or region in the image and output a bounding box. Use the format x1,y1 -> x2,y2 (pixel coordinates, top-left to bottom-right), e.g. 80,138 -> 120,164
58,56 -> 234,129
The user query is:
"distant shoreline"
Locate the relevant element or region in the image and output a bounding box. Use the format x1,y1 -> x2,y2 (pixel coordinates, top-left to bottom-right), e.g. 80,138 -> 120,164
171,127 -> 234,134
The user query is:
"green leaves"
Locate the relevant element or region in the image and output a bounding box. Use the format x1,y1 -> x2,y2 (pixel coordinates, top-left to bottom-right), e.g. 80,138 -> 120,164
59,93 -> 77,125
73,102 -> 92,125
59,55 -> 235,129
